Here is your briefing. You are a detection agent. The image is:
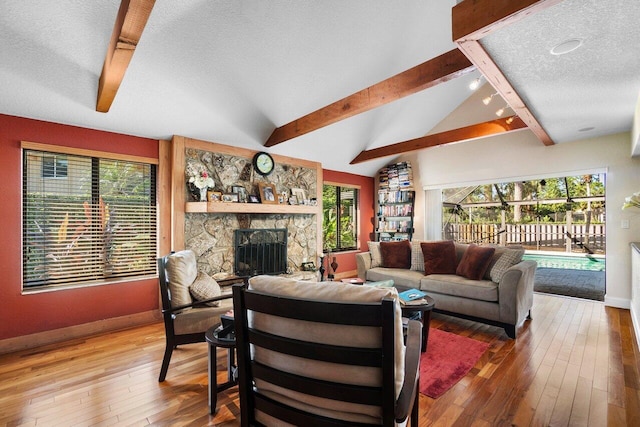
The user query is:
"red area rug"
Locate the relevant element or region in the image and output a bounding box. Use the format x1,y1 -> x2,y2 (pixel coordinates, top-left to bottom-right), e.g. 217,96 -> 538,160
419,329 -> 489,398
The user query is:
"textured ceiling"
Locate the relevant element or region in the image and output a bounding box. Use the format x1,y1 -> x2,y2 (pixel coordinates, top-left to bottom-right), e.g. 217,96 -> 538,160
481,0 -> 640,144
0,0 -> 637,176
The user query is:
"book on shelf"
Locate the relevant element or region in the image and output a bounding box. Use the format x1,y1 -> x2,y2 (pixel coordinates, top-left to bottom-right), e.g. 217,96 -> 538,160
400,298 -> 428,306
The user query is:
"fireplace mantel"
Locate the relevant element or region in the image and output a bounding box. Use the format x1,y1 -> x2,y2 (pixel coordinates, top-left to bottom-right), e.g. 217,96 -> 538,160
185,201 -> 319,215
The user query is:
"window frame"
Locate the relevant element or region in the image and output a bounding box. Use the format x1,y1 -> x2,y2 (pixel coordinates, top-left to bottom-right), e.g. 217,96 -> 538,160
322,182 -> 360,253
21,141 -> 159,292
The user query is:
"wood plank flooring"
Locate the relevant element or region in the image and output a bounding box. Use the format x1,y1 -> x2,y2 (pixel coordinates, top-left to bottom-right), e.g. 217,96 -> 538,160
1,292 -> 639,426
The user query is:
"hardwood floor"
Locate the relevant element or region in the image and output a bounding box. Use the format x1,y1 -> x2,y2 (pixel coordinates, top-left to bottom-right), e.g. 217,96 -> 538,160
1,292 -> 639,426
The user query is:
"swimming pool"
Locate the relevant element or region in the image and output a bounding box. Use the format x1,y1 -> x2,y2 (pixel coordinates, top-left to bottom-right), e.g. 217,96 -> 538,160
522,252 -> 606,271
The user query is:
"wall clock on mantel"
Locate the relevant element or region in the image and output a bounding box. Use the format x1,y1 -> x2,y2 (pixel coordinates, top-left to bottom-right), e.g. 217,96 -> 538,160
253,151 -> 275,176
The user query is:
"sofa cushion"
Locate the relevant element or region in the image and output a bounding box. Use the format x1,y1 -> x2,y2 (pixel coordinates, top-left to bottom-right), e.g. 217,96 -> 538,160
165,250 -> 197,309
367,241 -> 383,268
410,241 -> 425,271
366,267 -> 424,289
456,244 -> 495,280
380,240 -> 411,269
420,240 -> 457,275
189,271 -> 222,306
487,247 -> 525,282
420,274 -> 499,302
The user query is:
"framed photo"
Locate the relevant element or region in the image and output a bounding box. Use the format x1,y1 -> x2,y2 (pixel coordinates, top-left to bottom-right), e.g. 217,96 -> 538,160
248,194 -> 260,203
301,261 -> 316,271
291,188 -> 306,204
232,185 -> 248,203
208,191 -> 222,202
222,193 -> 239,203
258,183 -> 278,204
288,195 -> 298,205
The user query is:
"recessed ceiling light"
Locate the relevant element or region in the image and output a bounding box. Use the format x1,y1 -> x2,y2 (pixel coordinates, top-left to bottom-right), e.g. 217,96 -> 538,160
579,126 -> 595,132
550,38 -> 583,55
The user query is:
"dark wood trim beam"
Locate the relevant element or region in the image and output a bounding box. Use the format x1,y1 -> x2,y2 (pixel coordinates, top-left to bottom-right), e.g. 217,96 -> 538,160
350,117 -> 527,164
97,0 -> 155,113
265,49 -> 476,147
452,0 -> 559,146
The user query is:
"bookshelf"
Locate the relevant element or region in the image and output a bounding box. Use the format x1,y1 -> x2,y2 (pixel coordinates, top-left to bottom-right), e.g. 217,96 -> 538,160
376,162 -> 415,242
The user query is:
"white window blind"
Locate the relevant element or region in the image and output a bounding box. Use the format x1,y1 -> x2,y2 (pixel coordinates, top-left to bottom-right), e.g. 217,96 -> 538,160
23,149 -> 157,289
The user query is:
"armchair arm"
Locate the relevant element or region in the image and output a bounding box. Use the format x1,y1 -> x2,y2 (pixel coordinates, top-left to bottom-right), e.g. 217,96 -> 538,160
395,319 -> 422,423
162,293 -> 233,314
498,260 -> 536,325
163,276 -> 249,314
356,251 -> 372,280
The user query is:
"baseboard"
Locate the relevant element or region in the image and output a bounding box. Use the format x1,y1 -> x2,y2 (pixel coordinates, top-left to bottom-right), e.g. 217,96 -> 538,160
0,310 -> 162,355
632,305 -> 640,351
604,295 -> 631,309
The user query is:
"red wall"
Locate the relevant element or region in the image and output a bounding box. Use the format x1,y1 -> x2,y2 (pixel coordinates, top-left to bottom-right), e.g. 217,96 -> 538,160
0,114 -> 160,341
322,169 -> 375,276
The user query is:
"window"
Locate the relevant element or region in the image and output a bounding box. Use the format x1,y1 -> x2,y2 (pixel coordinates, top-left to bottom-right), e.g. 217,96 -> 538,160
322,184 -> 358,251
42,155 -> 68,178
23,148 -> 157,289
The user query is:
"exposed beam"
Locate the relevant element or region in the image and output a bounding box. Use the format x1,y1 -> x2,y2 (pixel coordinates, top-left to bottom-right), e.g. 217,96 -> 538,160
96,0 -> 155,113
452,0 -> 560,146
265,49 -> 476,147
350,117 -> 527,164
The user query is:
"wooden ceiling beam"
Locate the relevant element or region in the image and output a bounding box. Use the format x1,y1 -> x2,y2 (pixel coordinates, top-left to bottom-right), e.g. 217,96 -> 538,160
350,117 -> 527,164
452,0 -> 560,146
265,49 -> 476,147
96,0 -> 155,113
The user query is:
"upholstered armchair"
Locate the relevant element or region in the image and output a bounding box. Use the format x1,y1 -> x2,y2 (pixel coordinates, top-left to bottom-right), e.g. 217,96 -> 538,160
157,250 -> 245,382
232,275 -> 422,426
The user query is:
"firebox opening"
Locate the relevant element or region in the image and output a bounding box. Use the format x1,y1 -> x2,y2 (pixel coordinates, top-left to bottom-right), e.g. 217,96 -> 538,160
234,228 -> 287,276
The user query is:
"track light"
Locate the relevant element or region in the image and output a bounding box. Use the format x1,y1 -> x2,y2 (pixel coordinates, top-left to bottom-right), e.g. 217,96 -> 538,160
495,104 -> 510,117
482,92 -> 498,105
468,75 -> 484,90
505,115 -> 515,124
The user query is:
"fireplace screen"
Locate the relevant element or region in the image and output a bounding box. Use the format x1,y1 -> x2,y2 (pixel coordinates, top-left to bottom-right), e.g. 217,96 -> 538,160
234,228 -> 287,276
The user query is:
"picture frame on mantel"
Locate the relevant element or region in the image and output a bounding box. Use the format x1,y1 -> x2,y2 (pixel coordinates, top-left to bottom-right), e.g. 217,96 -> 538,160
258,183 -> 278,204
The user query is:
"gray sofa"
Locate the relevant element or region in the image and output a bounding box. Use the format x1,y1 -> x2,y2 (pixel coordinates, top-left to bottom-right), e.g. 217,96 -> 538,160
356,242 -> 537,338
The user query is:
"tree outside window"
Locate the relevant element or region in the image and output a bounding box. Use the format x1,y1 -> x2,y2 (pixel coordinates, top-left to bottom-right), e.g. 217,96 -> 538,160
323,184 -> 358,252
23,149 -> 157,289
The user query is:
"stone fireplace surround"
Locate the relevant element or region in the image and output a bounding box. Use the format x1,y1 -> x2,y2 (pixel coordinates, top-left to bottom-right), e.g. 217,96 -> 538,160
167,136 -> 323,280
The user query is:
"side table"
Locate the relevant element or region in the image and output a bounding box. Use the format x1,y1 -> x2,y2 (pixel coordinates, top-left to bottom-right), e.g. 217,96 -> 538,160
400,295 -> 435,352
205,324 -> 237,415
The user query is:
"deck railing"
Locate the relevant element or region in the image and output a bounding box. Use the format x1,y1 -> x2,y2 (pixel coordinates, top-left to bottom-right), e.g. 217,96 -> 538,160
443,223 -> 606,254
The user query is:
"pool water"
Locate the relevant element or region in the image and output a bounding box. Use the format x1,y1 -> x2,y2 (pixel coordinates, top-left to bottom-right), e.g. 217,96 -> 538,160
522,253 -> 605,271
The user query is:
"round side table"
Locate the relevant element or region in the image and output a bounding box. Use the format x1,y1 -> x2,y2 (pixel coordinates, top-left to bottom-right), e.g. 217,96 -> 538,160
399,294 -> 435,352
205,325 -> 237,415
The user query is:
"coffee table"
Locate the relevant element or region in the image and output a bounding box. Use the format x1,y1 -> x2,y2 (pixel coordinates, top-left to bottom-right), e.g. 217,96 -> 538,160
205,324 -> 237,415
398,294 -> 435,352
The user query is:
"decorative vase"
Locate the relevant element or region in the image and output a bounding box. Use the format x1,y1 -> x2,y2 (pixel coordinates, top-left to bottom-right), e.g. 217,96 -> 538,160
331,257 -> 339,275
199,187 -> 208,202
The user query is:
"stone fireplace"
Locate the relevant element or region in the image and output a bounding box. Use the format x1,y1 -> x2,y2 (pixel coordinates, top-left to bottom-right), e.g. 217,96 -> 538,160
172,137 -> 322,279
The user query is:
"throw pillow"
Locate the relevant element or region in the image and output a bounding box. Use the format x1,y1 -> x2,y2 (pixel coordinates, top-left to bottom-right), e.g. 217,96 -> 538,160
489,247 -> 525,282
380,240 -> 411,269
165,250 -> 198,309
368,241 -> 383,268
456,244 -> 496,280
420,240 -> 458,275
189,271 -> 222,307
410,241 -> 425,271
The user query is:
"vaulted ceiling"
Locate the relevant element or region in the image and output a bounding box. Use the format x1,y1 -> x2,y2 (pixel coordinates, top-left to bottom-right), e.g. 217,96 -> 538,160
1,0 -> 638,176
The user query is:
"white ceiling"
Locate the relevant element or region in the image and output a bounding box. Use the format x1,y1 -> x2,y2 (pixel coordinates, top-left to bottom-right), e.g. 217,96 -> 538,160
0,0 -> 638,177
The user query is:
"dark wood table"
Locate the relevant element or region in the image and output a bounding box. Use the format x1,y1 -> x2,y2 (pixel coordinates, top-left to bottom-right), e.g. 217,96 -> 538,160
205,324 -> 237,415
399,294 -> 436,352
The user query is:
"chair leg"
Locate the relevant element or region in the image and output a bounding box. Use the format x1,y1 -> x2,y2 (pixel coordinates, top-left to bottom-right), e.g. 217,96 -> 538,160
158,343 -> 174,382
411,388 -> 419,426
